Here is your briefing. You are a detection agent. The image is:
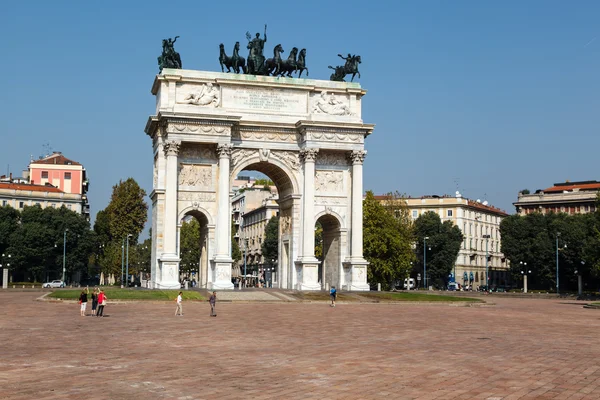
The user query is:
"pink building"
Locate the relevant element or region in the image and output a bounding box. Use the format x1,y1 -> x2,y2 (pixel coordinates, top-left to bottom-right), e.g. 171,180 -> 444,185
27,152 -> 90,219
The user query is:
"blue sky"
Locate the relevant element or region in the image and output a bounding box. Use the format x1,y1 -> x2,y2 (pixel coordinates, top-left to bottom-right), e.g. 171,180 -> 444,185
1,1 -> 598,234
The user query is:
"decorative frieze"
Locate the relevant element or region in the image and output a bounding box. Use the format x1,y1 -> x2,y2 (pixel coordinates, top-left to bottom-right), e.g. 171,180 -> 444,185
179,145 -> 217,161
171,124 -> 229,136
271,150 -> 301,171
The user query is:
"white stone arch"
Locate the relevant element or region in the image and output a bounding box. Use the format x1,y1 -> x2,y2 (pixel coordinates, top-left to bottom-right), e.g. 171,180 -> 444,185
177,205 -> 214,225
314,209 -> 345,229
229,154 -> 300,198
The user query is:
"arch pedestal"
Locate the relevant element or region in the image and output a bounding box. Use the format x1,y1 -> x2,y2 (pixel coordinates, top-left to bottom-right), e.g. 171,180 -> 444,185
145,70 -> 374,290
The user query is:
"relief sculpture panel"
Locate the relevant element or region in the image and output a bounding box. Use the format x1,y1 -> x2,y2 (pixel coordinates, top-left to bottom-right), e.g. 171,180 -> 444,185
178,164 -> 213,189
315,170 -> 343,193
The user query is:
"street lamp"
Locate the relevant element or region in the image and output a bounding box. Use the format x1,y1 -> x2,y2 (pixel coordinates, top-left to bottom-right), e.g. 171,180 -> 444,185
62,229 -> 68,283
555,232 -> 566,294
121,237 -> 125,288
423,236 -> 429,289
575,261 -> 584,296
520,261 -> 531,293
125,233 -> 132,287
482,234 -> 491,291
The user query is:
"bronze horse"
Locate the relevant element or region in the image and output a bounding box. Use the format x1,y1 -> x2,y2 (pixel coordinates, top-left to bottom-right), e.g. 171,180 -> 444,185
265,44 -> 284,76
277,47 -> 298,77
219,42 -> 247,74
328,54 -> 361,82
296,48 -> 308,78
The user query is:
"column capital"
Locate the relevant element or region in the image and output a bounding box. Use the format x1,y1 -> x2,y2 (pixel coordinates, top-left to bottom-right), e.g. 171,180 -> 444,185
348,150 -> 367,165
216,143 -> 233,159
163,140 -> 181,157
300,148 -> 319,163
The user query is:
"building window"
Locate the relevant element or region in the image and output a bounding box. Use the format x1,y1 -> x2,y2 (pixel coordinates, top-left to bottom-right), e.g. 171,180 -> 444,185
2,200 -> 6,207
41,171 -> 48,179
19,201 -> 24,209
51,203 -> 56,208
447,210 -> 453,217
64,172 -> 72,180
412,210 -> 418,219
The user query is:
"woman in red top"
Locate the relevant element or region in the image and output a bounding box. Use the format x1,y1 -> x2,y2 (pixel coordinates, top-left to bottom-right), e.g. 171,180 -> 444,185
96,290 -> 106,317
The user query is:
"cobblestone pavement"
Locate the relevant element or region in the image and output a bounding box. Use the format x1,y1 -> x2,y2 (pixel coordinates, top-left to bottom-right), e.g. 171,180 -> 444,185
1,292 -> 599,400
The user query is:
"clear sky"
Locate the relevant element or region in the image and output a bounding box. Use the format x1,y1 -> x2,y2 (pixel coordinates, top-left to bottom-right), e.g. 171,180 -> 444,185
1,1 -> 598,234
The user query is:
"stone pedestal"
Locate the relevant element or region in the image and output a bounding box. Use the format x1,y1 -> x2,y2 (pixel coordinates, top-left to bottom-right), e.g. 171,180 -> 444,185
344,261 -> 370,291
2,268 -> 8,289
157,256 -> 181,289
295,260 -> 321,290
209,259 -> 234,290
523,275 -> 528,293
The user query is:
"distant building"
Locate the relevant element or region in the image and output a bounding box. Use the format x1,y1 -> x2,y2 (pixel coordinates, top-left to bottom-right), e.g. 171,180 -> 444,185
0,152 -> 90,220
375,192 -> 510,290
514,180 -> 599,216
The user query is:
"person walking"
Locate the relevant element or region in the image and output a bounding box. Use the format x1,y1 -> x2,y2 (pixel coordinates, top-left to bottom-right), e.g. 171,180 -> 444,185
175,291 -> 183,316
79,289 -> 88,316
209,291 -> 217,317
91,288 -> 98,316
97,289 -> 106,317
330,286 -> 337,307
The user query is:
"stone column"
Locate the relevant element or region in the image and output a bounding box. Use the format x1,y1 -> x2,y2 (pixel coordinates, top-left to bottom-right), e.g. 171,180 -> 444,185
344,150 -> 370,291
157,140 -> 181,289
296,148 -> 321,290
211,144 -> 234,290
2,268 -> 8,289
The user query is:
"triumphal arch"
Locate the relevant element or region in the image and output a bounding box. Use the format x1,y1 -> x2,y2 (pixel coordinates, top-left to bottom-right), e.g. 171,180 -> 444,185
145,69 -> 373,290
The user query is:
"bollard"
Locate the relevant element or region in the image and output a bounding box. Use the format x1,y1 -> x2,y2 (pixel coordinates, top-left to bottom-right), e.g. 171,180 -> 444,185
238,281 -> 242,290
377,283 -> 381,291
184,281 -> 189,290
325,283 -> 329,291
13,285 -> 15,289
23,285 -> 25,289
32,285 -> 34,289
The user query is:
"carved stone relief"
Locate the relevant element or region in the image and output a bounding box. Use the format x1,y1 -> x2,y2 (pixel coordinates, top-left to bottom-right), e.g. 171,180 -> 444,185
177,83 -> 220,107
171,124 -> 228,136
316,152 -> 348,167
178,164 -> 212,189
311,91 -> 354,116
239,130 -> 301,143
310,131 -> 362,143
230,148 -> 259,170
315,170 -> 343,193
178,192 -> 216,202
179,145 -> 217,161
153,158 -> 158,187
280,209 -> 292,235
271,150 -> 300,171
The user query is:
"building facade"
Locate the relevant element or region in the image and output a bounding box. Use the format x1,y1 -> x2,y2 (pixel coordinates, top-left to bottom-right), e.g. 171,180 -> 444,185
0,181 -> 83,213
514,180 -> 599,216
377,192 -> 510,290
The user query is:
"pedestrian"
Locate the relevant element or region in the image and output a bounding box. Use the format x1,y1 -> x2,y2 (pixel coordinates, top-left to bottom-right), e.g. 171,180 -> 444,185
330,286 -> 337,307
97,289 -> 106,317
209,291 -> 217,317
79,289 -> 88,316
175,291 -> 183,316
91,288 -> 98,316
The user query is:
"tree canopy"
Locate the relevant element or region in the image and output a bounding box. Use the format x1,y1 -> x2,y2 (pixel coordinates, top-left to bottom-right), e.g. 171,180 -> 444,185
413,211 -> 463,289
261,215 -> 279,267
363,191 -> 415,290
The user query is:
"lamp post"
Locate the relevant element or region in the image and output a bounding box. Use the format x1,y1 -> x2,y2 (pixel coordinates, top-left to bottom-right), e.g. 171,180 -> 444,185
483,234 -> 491,291
575,261 -> 584,296
520,262 -> 531,293
125,233 -> 132,287
555,233 -> 566,294
423,238 -> 426,290
1,253 -> 12,289
121,237 -> 125,288
62,229 -> 68,283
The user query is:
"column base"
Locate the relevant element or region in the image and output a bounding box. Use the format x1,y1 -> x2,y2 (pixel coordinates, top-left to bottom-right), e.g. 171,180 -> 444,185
343,259 -> 370,291
156,255 -> 181,290
295,258 -> 321,291
209,258 -> 234,290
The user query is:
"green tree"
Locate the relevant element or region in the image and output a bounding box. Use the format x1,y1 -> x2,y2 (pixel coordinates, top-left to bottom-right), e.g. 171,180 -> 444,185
314,222 -> 323,259
414,211 -> 463,288
231,220 -> 242,263
180,219 -> 200,274
363,191 -> 415,290
0,206 -> 19,255
261,216 -> 279,268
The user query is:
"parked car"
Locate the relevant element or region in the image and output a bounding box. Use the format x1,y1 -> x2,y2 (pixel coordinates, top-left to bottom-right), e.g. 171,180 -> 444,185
403,278 -> 416,290
447,282 -> 460,291
478,285 -> 489,292
43,280 -> 65,288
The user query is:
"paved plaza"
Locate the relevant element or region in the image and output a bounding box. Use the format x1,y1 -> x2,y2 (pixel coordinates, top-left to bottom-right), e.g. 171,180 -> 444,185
0,292 -> 599,399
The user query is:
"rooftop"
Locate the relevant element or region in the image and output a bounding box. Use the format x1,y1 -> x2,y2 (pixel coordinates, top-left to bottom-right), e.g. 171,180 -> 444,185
373,193 -> 508,216
30,152 -> 81,166
542,180 -> 600,194
0,182 -> 64,193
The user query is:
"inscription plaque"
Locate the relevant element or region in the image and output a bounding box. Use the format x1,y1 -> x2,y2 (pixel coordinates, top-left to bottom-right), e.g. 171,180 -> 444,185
221,86 -> 307,113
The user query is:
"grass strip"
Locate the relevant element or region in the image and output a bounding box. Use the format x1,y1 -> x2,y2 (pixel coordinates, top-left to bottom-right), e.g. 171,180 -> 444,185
358,292 -> 483,302
47,289 -> 205,301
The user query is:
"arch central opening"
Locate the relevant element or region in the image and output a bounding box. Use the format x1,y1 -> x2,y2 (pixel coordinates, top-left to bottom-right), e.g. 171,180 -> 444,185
230,160 -> 298,289
179,209 -> 210,289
